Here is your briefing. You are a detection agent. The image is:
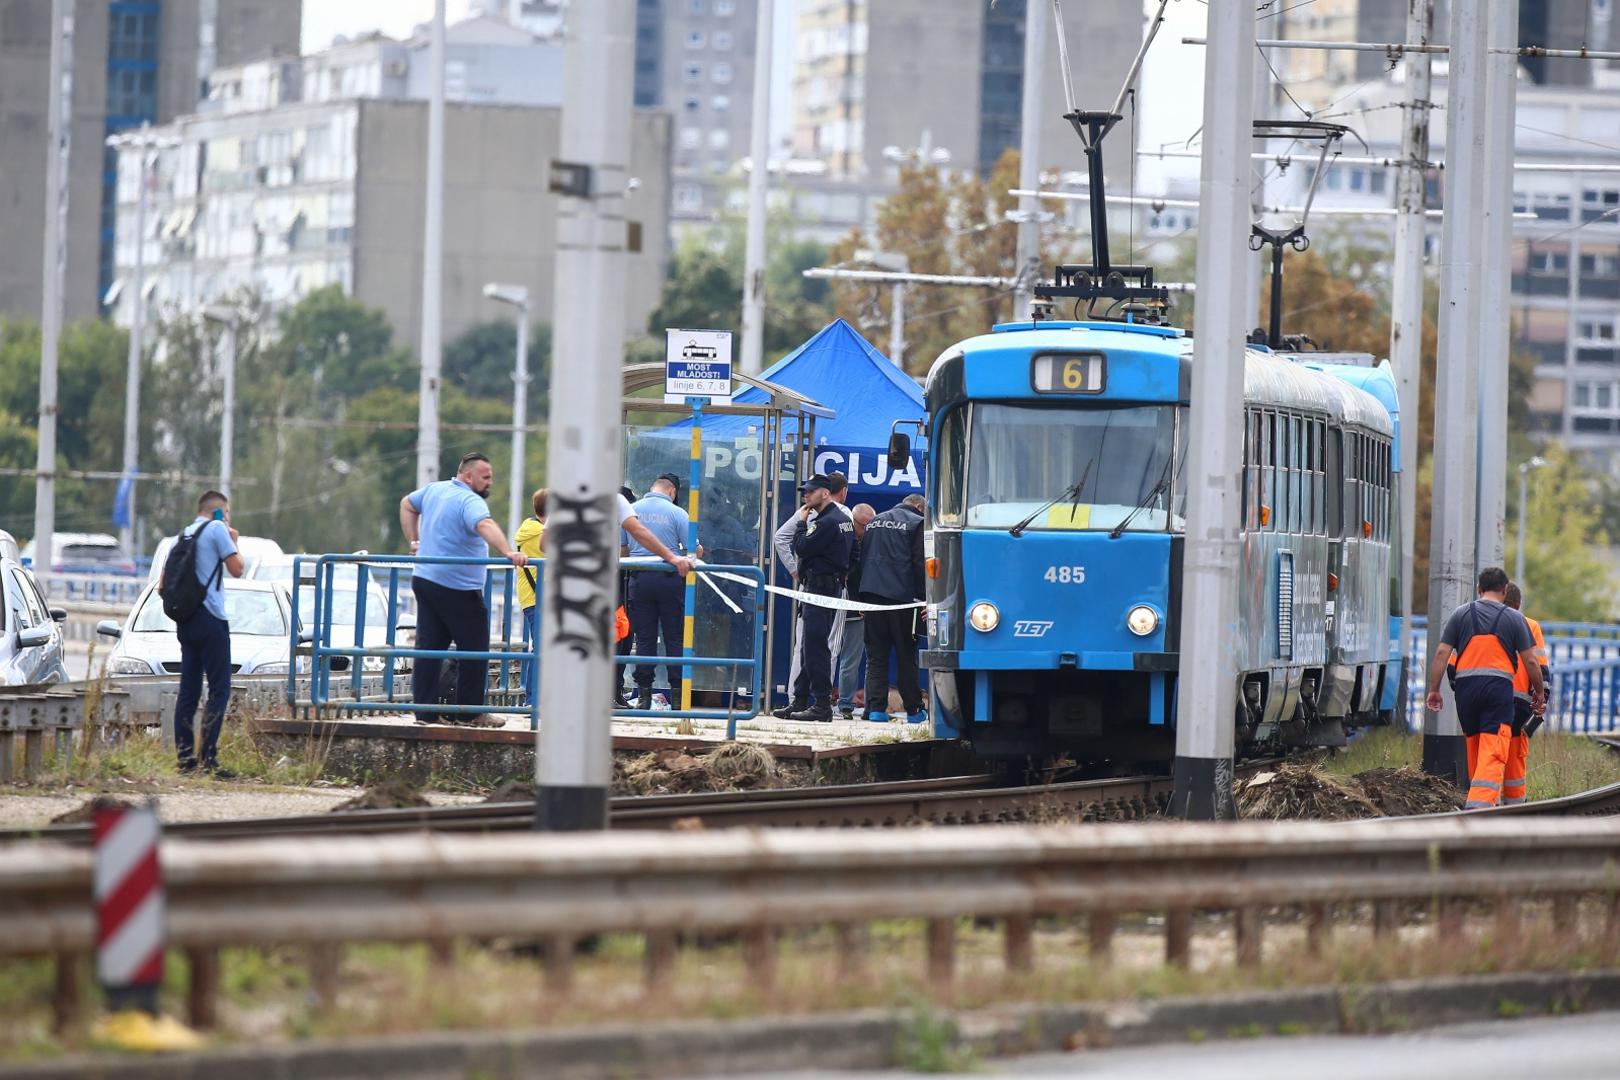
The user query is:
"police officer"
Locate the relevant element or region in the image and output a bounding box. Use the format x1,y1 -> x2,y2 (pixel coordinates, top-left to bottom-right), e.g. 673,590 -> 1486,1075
1424,567 -> 1545,809
858,494 -> 927,723
789,474 -> 855,722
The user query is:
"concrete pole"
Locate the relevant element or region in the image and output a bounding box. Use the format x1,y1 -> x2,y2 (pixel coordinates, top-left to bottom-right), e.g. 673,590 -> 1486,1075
537,0 -> 634,831
33,0 -> 72,588
1244,39 -> 1273,335
1390,0 -> 1434,712
1170,0 -> 1254,821
1423,0 -> 1490,787
120,127 -> 154,557
738,0 -> 774,375
1012,0 -> 1048,318
889,282 -> 905,367
508,307 -> 530,539
1516,464 -> 1528,586
1476,0 -> 1518,567
219,320 -> 235,494
415,0 -> 446,487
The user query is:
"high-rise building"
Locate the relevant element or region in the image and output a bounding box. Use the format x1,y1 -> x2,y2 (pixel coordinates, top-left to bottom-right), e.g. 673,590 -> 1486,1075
107,25 -> 670,347
0,0 -> 302,322
789,0 -> 1140,183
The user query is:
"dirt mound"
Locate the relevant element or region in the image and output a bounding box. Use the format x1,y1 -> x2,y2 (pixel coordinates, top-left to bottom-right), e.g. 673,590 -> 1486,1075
1238,762 -> 1380,820
1353,767 -> 1464,816
329,779 -> 431,812
50,795 -> 138,825
484,779 -> 537,804
613,743 -> 781,796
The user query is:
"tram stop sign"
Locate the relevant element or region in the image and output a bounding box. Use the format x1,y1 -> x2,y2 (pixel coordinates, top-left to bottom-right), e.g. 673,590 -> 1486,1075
664,328 -> 733,405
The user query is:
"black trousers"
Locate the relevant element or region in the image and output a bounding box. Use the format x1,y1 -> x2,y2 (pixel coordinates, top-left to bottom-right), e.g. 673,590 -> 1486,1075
629,571 -> 684,690
862,599 -> 922,715
174,610 -> 232,768
411,577 -> 489,721
800,586 -> 840,707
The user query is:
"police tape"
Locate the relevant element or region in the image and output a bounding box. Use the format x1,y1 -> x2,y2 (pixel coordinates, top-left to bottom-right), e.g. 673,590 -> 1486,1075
619,558 -> 926,614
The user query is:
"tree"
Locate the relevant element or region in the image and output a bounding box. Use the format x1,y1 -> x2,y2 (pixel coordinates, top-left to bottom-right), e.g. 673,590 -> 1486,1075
1506,443 -> 1616,621
444,319 -> 552,414
640,203 -> 836,363
824,150 -> 1077,373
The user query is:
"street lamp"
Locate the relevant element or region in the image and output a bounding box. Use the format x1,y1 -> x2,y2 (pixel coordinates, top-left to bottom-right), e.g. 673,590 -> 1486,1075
482,282 -> 532,538
201,306 -> 246,495
106,123 -> 179,553
1515,455 -> 1548,587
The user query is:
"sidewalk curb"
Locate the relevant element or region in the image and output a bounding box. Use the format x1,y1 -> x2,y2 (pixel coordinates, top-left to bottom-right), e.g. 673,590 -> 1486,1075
6,969 -> 1618,1079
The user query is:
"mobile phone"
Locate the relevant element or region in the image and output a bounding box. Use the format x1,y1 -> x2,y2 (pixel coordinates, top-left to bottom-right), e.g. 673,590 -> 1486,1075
212,508 -> 225,522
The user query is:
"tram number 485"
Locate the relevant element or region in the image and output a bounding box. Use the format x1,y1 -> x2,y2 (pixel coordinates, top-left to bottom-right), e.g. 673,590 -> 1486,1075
1043,565 -> 1086,584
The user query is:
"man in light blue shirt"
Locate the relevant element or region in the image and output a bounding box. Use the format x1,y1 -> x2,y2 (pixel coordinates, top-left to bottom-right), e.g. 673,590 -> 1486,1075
625,474 -> 697,710
399,452 -> 527,727
168,491 -> 243,776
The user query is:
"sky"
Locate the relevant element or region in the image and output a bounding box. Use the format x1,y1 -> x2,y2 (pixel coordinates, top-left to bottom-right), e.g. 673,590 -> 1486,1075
301,1 -> 1203,189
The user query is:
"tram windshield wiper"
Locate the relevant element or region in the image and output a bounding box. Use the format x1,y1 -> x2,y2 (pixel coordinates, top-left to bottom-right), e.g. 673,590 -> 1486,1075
1109,461 -> 1172,540
1009,460 -> 1094,538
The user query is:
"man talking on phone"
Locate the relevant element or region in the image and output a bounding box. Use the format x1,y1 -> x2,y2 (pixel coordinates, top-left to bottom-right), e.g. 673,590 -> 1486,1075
161,490 -> 244,777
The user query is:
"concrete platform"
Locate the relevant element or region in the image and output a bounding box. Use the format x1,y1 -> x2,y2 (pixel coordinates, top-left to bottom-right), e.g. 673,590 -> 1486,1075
252,711 -> 966,789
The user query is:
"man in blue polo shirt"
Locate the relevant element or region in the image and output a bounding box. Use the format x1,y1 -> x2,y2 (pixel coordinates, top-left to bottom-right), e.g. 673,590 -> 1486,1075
399,452 -> 527,726
170,490 -> 244,776
626,473 -> 699,710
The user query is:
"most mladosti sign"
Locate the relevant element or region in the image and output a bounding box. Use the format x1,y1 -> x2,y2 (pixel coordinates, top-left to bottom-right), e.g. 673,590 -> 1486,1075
664,329 -> 734,405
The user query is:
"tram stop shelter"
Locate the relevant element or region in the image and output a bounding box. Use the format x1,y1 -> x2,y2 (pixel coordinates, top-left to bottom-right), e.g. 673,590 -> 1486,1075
622,364 -> 834,708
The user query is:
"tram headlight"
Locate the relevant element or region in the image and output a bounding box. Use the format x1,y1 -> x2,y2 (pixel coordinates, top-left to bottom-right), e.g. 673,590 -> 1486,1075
1126,605 -> 1160,637
968,601 -> 1000,632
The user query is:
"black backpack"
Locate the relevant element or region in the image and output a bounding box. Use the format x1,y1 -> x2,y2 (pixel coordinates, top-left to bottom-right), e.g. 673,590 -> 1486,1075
159,525 -> 222,623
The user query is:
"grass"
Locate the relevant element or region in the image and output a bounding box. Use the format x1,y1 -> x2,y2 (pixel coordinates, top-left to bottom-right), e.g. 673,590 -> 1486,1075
5,902 -> 1619,1061
1322,728 -> 1620,801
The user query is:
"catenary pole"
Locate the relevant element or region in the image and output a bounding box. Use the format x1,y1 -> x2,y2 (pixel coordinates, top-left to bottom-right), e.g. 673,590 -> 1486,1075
1390,0 -> 1434,709
1012,0 -> 1047,318
415,0 -> 446,487
219,319 -> 236,494
1477,0 -> 1518,568
119,126 -> 154,559
738,0 -> 773,375
1423,0 -> 1490,787
1245,32 -> 1274,334
34,0 -> 72,588
1170,0 -> 1255,821
536,0 -> 634,831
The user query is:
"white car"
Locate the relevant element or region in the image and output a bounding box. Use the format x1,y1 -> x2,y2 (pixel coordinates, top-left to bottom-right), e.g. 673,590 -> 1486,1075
22,532 -> 135,574
97,579 -> 305,677
147,534 -> 284,585
292,582 -> 413,673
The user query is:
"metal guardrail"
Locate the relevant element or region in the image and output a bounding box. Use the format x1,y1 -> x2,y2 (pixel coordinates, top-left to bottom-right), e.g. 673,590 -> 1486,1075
8,817 -> 1620,1029
291,555 -> 768,736
38,571 -> 145,607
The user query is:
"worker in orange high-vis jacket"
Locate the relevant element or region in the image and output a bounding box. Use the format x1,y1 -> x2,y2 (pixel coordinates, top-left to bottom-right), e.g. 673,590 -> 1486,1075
1424,567 -> 1545,809
1502,582 -> 1550,805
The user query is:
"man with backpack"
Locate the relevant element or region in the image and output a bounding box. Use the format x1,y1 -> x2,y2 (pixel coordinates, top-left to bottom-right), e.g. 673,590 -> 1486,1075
161,491 -> 245,776
1424,567 -> 1545,809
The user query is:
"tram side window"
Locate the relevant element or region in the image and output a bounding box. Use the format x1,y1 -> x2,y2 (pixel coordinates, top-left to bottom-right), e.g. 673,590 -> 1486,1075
1263,410 -> 1278,532
1343,432 -> 1360,539
935,407 -> 967,527
1310,419 -> 1325,535
1288,416 -> 1302,534
1380,439 -> 1392,541
1241,410 -> 1253,528
1327,427 -> 1343,536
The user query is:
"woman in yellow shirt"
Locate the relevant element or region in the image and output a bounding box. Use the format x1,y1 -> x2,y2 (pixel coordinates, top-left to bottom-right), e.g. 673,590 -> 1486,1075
513,489 -> 546,704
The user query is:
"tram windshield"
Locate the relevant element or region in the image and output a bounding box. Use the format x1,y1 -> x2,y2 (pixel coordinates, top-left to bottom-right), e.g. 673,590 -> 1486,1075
962,404 -> 1187,532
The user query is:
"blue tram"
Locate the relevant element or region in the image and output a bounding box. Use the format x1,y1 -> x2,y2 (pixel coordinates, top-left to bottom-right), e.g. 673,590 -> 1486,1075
917,319 -> 1399,764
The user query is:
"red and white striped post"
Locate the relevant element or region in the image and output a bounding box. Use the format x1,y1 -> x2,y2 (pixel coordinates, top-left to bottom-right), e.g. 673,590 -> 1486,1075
92,799 -> 165,1014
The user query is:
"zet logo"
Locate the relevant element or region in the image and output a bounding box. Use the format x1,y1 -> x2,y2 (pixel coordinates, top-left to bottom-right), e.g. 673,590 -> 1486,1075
1012,620 -> 1053,638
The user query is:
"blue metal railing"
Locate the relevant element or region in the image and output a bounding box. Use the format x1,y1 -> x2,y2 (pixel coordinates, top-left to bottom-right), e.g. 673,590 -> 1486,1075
289,554 -> 768,737
1405,614 -> 1620,732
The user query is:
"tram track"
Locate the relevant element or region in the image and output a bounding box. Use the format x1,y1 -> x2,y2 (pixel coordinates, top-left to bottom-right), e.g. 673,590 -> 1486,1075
0,769 -> 1179,845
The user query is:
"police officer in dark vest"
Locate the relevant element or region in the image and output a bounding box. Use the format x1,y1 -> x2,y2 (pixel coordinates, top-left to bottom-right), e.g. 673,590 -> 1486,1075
858,493 -> 928,723
789,474 -> 855,722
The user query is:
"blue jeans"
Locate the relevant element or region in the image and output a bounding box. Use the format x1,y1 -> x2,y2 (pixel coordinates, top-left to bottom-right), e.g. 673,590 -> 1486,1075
520,604 -> 540,704
174,610 -> 232,769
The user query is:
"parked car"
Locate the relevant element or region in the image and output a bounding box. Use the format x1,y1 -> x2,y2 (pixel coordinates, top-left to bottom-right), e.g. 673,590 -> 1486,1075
0,530 -> 22,565
21,532 -> 135,574
0,551 -> 68,685
97,579 -> 306,677
147,533 -> 284,584
293,582 -> 413,673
